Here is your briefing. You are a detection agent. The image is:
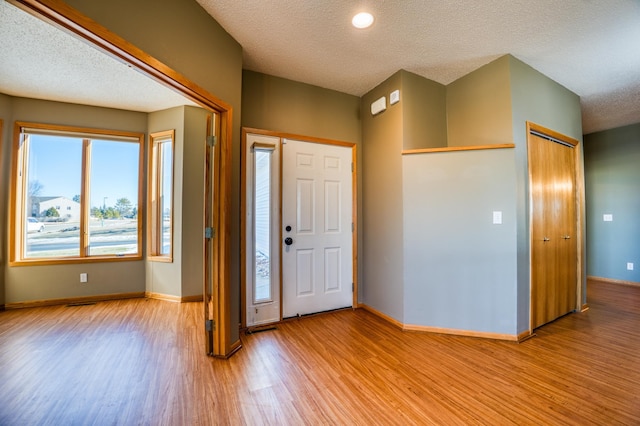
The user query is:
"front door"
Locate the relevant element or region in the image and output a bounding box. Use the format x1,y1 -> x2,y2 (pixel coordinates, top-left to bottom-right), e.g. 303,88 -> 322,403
281,139 -> 353,318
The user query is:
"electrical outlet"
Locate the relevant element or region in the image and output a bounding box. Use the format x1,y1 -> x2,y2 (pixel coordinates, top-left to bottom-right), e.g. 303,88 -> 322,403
627,263 -> 634,271
80,273 -> 88,283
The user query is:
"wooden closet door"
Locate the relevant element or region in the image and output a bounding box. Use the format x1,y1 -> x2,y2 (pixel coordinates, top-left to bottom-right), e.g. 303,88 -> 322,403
530,133 -> 577,329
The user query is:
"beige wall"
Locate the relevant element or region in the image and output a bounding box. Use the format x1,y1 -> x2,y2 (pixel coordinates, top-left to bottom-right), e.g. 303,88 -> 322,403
3,97 -> 147,303
181,106 -> 210,297
508,55 -> 583,332
241,70 -> 363,303
401,71 -> 447,150
0,94 -> 12,305
447,56 -> 513,147
63,0 -> 243,342
242,70 -> 361,143
147,107 -> 185,297
361,71 -> 405,319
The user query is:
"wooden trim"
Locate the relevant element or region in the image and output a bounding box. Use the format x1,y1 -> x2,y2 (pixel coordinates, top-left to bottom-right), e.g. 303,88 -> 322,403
239,129 -> 248,329
11,0 -> 234,357
146,292 -> 182,303
402,143 -> 515,155
5,292 -> 145,309
242,127 -> 355,148
217,110 -> 233,357
517,330 -> 535,342
182,294 -> 204,303
403,324 -> 519,341
9,122 -> 144,265
527,122 -> 579,147
147,130 -> 175,261
361,304 -> 520,341
145,292 -> 204,303
80,138 -> 91,256
251,142 -> 276,150
352,145 -> 358,309
526,121 -> 584,330
588,276 -> 640,287
8,0 -> 231,113
241,127 -> 358,323
359,304 -> 404,330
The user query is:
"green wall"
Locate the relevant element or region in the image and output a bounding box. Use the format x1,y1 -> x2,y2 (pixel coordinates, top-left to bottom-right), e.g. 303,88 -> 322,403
241,70 -> 363,302
242,70 -> 361,143
361,71 -> 405,319
361,56 -> 582,336
584,123 -> 640,283
2,97 -> 147,304
0,94 -> 12,306
400,71 -> 447,150
509,56 -> 584,332
147,107 -> 185,298
447,56 -> 513,147
63,0 -> 243,343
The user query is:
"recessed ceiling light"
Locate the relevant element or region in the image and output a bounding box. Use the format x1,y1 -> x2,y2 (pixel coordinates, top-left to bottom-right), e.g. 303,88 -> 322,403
352,12 -> 374,29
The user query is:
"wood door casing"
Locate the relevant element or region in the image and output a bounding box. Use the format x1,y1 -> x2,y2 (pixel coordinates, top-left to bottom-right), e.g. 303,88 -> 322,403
529,131 -> 578,329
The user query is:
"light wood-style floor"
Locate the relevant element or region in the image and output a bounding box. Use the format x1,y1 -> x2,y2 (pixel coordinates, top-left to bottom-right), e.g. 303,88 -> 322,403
1,279 -> 639,425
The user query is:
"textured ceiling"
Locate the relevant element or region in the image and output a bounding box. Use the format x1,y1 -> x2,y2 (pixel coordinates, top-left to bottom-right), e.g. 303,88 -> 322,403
197,0 -> 640,134
1,1 -> 638,134
0,1 -> 196,113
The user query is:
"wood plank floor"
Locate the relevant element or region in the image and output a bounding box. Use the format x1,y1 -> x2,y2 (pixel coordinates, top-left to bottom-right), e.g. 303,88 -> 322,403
1,279 -> 639,425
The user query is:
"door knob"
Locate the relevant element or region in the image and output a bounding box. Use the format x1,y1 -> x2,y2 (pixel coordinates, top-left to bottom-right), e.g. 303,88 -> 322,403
284,237 -> 293,246
563,235 -> 571,240
543,237 -> 550,242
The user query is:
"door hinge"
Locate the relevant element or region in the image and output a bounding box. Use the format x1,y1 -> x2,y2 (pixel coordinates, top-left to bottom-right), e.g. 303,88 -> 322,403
352,283 -> 355,292
207,135 -> 217,147
351,222 -> 354,232
205,319 -> 215,331
351,162 -> 354,172
204,227 -> 215,239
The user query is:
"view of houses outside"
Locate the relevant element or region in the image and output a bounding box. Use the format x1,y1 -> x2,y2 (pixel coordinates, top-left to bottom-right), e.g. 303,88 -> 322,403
23,133 -> 141,258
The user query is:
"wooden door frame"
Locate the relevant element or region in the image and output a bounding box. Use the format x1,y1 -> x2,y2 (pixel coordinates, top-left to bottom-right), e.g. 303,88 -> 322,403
11,0 -> 235,357
241,127 -> 358,329
526,121 -> 585,332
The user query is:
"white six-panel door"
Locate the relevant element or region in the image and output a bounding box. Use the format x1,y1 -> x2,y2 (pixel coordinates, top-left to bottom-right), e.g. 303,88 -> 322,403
282,139 -> 353,318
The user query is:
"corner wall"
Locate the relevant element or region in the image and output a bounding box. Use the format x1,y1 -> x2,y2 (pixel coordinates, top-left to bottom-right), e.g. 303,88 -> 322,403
361,71 -> 405,320
64,0 -> 243,343
509,56 -> 583,333
147,107 -> 185,298
0,94 -> 11,306
584,123 -> 640,283
446,56 -> 513,147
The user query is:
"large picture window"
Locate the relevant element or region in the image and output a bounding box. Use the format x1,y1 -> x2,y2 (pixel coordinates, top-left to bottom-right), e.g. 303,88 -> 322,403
148,130 -> 174,261
10,122 -> 143,264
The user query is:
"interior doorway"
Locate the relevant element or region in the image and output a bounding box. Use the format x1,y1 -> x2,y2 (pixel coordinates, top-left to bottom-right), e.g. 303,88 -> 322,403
17,0 -> 234,357
243,130 -> 357,328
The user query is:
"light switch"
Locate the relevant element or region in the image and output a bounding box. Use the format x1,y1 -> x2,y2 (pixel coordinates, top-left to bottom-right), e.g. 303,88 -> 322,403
603,214 -> 613,222
492,211 -> 502,225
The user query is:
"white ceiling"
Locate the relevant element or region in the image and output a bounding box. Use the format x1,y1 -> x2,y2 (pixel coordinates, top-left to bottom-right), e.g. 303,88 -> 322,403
0,1 -> 197,113
197,0 -> 640,134
1,1 -> 638,134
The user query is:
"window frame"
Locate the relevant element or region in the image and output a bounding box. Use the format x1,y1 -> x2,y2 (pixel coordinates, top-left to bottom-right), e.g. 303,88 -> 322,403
147,130 -> 175,262
9,121 -> 144,265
